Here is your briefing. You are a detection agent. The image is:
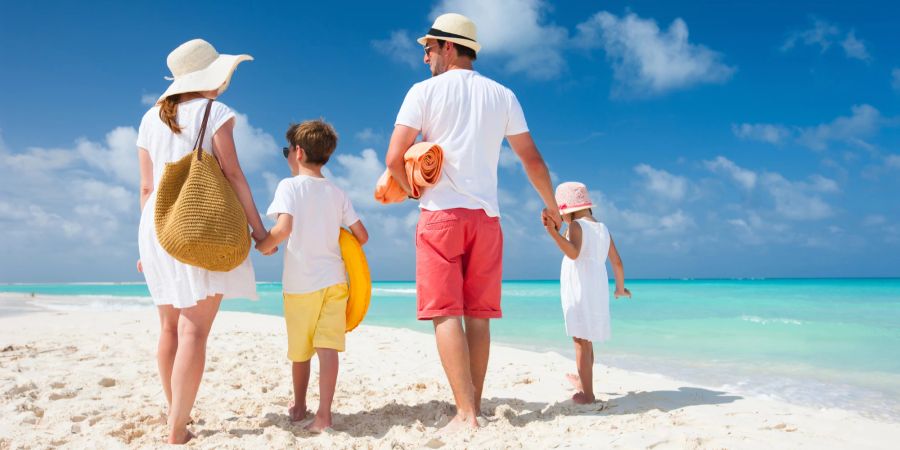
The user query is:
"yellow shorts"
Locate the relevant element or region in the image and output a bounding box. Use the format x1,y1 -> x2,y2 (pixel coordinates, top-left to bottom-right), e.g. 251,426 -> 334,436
283,283 -> 348,362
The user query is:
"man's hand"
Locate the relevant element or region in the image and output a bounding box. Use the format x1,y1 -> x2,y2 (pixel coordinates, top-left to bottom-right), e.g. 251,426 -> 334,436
541,209 -> 558,234
614,288 -> 632,299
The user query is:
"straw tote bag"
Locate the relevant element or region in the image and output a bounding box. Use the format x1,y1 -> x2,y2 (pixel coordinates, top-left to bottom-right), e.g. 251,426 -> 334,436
154,99 -> 251,272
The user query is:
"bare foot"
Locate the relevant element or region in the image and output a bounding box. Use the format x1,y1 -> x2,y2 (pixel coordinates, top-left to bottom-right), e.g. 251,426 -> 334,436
167,428 -> 194,445
565,373 -> 583,391
288,403 -> 308,422
304,413 -> 332,433
439,413 -> 479,435
571,391 -> 595,404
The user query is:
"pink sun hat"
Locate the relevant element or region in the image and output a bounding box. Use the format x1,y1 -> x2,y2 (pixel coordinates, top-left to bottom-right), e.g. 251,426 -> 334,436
555,182 -> 595,215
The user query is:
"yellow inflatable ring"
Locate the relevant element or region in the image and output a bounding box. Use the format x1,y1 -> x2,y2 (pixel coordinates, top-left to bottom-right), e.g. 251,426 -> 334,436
339,228 -> 371,332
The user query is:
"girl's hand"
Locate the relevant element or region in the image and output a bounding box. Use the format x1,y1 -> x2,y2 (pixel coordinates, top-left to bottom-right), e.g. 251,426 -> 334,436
541,210 -> 558,234
136,259 -> 143,273
614,288 -> 631,299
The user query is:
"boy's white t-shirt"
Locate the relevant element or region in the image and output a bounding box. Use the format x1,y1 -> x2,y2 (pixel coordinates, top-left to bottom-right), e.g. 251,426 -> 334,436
266,175 -> 359,294
395,69 -> 529,217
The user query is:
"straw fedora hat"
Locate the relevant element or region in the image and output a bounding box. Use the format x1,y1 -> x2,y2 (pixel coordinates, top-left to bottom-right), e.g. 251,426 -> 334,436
555,182 -> 596,215
157,39 -> 252,103
417,13 -> 481,53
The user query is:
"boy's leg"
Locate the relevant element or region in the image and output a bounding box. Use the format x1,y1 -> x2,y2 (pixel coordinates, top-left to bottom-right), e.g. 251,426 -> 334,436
306,348 -> 338,432
572,337 -> 595,404
290,361 -> 311,421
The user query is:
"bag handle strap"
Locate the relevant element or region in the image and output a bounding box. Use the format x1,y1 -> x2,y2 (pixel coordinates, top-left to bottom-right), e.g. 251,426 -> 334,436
193,99 -> 215,161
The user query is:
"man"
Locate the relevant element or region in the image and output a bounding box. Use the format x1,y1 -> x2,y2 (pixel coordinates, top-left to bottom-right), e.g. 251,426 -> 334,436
385,13 -> 560,431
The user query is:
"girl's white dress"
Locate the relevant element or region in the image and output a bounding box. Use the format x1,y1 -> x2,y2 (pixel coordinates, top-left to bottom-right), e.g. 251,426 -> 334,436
137,99 -> 258,309
560,219 -> 611,342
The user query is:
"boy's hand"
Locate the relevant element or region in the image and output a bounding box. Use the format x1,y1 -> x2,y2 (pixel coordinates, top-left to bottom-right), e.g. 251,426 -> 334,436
255,241 -> 277,256
614,288 -> 631,299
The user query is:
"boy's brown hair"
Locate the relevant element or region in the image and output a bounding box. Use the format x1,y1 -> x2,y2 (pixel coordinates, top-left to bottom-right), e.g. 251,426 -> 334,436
285,119 -> 339,165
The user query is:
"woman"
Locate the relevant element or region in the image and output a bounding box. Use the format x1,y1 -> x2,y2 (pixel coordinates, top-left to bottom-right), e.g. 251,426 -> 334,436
136,39 -> 266,444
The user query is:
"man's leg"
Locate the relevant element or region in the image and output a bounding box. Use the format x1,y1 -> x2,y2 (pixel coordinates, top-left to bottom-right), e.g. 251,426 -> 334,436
463,317 -> 490,413
433,316 -> 479,429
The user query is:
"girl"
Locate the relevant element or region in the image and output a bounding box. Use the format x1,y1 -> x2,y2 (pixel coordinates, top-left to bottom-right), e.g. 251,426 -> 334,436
542,182 -> 630,404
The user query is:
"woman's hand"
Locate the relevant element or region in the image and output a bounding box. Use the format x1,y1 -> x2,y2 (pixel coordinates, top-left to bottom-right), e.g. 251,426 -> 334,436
614,287 -> 631,299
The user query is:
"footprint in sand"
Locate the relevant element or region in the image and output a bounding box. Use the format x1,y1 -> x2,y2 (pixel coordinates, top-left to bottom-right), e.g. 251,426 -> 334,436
49,390 -> 78,401
98,377 -> 116,387
50,382 -> 66,389
6,382 -> 38,397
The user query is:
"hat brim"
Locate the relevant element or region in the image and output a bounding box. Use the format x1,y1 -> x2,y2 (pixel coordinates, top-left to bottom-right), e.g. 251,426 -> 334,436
559,203 -> 595,215
417,34 -> 481,53
157,54 -> 253,103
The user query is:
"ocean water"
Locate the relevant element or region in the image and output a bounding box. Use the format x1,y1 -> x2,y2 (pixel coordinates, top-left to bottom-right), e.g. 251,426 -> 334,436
3,279 -> 899,420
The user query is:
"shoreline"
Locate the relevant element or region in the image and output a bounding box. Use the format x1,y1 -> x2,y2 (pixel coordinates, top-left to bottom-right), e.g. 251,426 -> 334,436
1,294 -> 898,449
4,292 -> 900,423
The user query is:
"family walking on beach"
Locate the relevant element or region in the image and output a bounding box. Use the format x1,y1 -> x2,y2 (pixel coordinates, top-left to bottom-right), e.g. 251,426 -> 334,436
136,13 -> 630,444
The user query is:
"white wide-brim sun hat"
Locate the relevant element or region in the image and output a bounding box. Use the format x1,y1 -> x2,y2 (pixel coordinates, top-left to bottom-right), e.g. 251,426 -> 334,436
156,39 -> 252,104
417,13 -> 481,53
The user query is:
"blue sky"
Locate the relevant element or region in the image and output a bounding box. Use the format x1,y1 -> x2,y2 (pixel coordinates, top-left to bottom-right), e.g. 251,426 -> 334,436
1,0 -> 899,282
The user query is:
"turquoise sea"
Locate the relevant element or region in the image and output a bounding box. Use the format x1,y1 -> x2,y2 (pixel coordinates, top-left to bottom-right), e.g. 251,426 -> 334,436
2,279 -> 899,420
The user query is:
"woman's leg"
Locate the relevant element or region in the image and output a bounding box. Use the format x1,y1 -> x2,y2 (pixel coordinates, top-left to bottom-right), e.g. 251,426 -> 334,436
156,305 -> 180,408
167,294 -> 222,444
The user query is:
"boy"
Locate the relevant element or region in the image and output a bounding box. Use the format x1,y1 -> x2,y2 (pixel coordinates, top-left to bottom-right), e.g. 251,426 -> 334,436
256,119 -> 368,432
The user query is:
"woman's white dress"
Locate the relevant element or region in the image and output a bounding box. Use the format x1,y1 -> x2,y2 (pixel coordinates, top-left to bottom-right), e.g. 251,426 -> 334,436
560,219 -> 611,342
137,99 -> 258,308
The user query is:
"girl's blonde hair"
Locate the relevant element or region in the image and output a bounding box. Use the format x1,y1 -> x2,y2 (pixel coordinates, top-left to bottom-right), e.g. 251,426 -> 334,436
158,94 -> 183,134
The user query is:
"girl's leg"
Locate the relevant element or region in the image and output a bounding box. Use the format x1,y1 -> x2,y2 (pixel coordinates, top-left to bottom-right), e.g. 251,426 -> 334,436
167,294 -> 222,444
157,305 -> 180,408
306,348 -> 338,432
290,361 -> 311,421
572,337 -> 595,404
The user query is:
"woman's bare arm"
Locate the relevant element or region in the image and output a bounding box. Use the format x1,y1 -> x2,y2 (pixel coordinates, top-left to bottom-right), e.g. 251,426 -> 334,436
211,118 -> 267,242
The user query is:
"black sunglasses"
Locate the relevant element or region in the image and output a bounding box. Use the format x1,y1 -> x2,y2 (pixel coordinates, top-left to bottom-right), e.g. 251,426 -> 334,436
282,146 -> 291,158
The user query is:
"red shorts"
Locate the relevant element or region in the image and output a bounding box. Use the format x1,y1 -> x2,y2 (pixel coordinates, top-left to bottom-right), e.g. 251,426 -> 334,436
415,208 -> 503,320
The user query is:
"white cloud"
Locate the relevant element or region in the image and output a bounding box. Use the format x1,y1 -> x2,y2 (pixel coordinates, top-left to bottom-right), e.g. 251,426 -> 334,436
886,154 -> 900,170
371,30 -> 421,69
78,126 -> 140,187
797,104 -> 883,151
782,19 -> 872,62
704,156 -> 757,190
141,94 -> 159,106
575,11 -> 735,96
731,123 -> 791,145
231,111 -> 278,173
354,128 -> 384,144
781,18 -> 840,53
863,214 -> 886,227
328,148 -> 386,210
841,31 -> 871,61
498,145 -> 519,170
634,163 -> 688,201
760,172 -> 834,221
429,0 -> 568,79
893,68 -> 900,92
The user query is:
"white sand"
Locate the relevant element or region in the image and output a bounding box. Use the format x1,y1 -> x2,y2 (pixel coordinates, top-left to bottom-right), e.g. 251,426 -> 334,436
1,294 -> 898,449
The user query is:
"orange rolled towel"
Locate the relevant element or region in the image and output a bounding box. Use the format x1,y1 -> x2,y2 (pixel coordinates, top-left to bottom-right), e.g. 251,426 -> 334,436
374,142 -> 443,204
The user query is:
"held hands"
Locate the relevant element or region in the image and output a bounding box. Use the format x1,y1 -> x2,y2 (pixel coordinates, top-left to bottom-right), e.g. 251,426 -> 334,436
252,230 -> 278,256
614,288 -> 632,299
541,208 -> 561,234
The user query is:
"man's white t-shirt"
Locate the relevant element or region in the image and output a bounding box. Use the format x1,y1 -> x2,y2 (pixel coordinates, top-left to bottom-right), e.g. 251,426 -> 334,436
266,176 -> 359,294
395,69 -> 529,217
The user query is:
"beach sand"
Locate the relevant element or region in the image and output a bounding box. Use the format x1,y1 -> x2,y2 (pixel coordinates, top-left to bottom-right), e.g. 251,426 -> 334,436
1,294 -> 897,449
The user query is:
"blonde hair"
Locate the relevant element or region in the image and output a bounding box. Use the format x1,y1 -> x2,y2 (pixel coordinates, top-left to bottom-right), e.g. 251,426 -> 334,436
158,94 -> 182,134
285,119 -> 339,165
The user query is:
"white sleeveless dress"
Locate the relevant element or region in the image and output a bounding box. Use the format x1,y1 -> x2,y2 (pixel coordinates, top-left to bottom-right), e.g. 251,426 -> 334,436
560,219 -> 611,342
136,99 -> 258,308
